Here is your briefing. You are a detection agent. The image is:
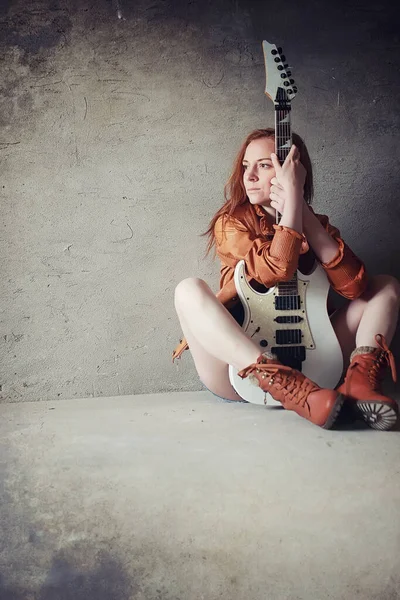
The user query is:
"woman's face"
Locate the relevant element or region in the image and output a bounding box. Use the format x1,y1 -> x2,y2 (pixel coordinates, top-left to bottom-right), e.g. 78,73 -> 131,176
242,137 -> 275,207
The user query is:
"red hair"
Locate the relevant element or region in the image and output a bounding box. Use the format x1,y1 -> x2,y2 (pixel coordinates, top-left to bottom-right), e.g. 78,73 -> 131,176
202,128 -> 314,254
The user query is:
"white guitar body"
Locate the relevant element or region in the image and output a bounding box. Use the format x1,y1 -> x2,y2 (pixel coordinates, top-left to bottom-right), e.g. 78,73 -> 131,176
228,260 -> 344,405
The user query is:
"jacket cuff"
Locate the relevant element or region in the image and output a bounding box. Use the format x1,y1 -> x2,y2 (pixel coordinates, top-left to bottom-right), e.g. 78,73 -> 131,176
270,225 -> 303,261
321,238 -> 344,269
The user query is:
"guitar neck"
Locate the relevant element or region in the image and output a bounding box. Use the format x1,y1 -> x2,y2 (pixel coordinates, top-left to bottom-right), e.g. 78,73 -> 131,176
274,102 -> 297,289
274,104 -> 292,226
261,40 -> 299,292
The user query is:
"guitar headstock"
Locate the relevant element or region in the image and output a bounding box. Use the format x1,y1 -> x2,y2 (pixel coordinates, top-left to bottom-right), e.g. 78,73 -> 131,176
262,40 -> 298,106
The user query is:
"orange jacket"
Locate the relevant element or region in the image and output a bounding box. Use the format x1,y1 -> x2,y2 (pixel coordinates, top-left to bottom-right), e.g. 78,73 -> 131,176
172,203 -> 367,361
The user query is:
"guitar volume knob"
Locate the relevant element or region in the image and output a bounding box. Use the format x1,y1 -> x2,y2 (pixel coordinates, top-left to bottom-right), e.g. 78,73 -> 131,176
260,340 -> 268,347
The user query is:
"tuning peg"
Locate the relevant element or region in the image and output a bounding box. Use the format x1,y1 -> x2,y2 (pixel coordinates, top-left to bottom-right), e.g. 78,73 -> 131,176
288,89 -> 293,94
280,55 -> 286,61
277,66 -> 284,71
284,64 -> 289,68
290,79 -> 295,84
284,81 -> 289,86
277,47 -> 283,53
293,87 -> 298,92
274,57 -> 281,63
280,73 -> 287,79
271,49 -> 278,55
286,71 -> 292,76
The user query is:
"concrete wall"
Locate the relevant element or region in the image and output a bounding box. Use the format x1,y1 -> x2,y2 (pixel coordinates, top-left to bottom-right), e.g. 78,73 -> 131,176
1,0 -> 399,402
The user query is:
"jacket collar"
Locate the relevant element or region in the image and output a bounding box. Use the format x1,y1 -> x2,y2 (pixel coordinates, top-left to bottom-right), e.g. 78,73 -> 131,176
254,204 -> 266,217
253,203 -> 275,231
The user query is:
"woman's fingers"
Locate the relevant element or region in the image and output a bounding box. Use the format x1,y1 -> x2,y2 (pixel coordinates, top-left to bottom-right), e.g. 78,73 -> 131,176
270,199 -> 284,213
269,190 -> 284,204
270,178 -> 283,189
270,183 -> 284,197
271,145 -> 299,173
284,144 -> 299,164
270,152 -> 282,172
269,185 -> 283,198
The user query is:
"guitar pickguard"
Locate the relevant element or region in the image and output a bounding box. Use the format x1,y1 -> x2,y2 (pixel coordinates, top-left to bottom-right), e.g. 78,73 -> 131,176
239,274 -> 315,352
228,260 -> 343,405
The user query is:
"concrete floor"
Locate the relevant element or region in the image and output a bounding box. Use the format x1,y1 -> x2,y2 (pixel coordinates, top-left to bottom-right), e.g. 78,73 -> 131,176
1,392 -> 399,600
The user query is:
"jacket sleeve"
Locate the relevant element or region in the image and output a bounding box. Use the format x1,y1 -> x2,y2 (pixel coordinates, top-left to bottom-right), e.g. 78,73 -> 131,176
314,212 -> 367,299
214,215 -> 303,287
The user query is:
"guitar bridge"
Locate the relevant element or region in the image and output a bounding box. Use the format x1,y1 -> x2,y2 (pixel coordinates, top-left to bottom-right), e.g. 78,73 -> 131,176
271,345 -> 306,371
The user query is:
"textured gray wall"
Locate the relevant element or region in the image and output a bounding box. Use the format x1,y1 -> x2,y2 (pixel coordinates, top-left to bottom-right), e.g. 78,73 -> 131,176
1,0 -> 399,402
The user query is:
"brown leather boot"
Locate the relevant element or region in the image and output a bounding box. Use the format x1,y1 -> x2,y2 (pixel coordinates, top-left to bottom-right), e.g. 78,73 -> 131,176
238,354 -> 344,429
337,334 -> 398,431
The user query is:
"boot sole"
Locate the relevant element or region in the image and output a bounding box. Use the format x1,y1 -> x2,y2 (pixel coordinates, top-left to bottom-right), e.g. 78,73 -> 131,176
355,401 -> 398,431
322,393 -> 346,430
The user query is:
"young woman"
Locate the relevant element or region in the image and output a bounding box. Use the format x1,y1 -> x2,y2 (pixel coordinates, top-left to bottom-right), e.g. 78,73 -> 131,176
173,129 -> 399,431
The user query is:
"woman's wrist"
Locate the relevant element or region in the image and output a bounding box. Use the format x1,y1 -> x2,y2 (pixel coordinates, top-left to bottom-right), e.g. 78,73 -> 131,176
301,204 -> 340,263
279,200 -> 303,234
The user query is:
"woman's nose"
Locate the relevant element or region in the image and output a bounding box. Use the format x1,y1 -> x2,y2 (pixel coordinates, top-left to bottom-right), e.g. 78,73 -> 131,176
246,167 -> 258,181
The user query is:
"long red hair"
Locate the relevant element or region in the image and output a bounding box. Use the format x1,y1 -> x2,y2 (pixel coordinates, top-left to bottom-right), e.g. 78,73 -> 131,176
202,128 -> 314,254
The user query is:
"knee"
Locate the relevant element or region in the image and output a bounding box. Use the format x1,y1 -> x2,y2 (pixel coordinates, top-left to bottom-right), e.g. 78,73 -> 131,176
368,274 -> 400,302
174,277 -> 209,309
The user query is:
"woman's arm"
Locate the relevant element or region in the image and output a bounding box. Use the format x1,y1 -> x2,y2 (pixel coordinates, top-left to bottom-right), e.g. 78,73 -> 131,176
270,148 -> 304,235
215,215 -> 303,287
302,202 -> 340,263
302,203 -> 368,300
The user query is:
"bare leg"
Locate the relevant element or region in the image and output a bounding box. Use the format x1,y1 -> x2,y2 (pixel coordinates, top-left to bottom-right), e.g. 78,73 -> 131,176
331,274 -> 400,368
174,278 -> 260,400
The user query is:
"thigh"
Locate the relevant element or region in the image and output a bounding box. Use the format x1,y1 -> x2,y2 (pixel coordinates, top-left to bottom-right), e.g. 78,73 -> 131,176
330,297 -> 365,369
178,305 -> 245,402
191,341 -> 245,402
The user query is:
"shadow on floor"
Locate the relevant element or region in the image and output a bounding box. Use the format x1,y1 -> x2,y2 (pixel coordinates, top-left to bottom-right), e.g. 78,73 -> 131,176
0,548 -> 140,600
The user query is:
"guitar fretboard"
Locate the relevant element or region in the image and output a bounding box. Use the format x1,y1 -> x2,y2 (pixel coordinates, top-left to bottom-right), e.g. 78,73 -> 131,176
274,93 -> 298,294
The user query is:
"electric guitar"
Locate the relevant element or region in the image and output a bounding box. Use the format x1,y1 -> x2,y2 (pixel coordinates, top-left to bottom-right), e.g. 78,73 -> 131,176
228,40 -> 343,406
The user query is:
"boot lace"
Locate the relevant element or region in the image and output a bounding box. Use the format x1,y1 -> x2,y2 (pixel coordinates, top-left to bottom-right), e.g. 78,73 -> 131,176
352,334 -> 397,390
239,361 -> 318,410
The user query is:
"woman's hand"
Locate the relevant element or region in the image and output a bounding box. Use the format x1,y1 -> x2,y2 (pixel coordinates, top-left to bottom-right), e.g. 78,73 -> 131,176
269,145 -> 307,214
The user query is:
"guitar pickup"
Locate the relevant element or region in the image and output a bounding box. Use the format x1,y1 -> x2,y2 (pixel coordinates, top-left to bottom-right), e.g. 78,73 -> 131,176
275,315 -> 303,324
276,329 -> 302,345
275,295 -> 301,310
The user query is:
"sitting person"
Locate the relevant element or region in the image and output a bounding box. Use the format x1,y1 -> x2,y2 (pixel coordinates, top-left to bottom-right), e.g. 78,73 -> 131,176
173,128 -> 399,431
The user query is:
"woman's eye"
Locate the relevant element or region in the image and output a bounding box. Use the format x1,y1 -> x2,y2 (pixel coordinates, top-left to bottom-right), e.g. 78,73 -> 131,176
242,164 -> 248,170
260,163 -> 271,169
